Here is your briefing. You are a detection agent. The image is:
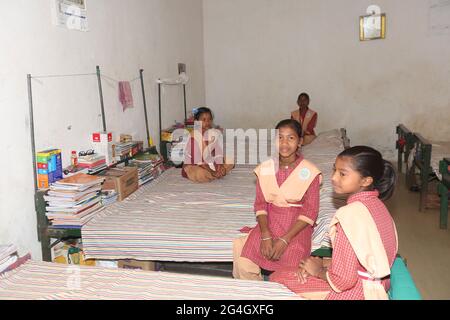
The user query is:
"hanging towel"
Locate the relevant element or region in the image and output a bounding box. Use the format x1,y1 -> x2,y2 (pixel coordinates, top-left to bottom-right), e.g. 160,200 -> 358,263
119,81 -> 134,111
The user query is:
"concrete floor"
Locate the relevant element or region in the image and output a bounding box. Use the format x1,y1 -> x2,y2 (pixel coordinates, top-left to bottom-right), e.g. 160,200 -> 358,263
387,174 -> 450,300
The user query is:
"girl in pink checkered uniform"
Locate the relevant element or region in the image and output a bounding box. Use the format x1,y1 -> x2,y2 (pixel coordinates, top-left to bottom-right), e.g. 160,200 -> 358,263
270,146 -> 398,300
233,119 -> 322,281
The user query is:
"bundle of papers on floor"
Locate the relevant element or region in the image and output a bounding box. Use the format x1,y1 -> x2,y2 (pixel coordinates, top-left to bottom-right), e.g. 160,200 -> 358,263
101,190 -> 118,207
128,153 -> 165,186
0,245 -> 18,273
45,173 -> 106,229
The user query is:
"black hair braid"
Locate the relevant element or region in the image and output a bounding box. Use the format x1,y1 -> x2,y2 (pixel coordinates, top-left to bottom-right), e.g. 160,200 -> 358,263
374,160 -> 397,201
339,146 -> 397,201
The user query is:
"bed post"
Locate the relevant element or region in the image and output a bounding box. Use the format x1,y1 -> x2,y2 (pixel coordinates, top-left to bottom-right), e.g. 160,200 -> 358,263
158,81 -> 162,156
416,134 -> 432,212
183,84 -> 187,123
140,69 -> 152,148
396,124 -> 413,174
439,159 -> 449,229
396,125 -> 404,173
36,191 -> 52,261
340,128 -> 350,149
404,132 -> 414,174
96,65 -> 107,132
28,73 -> 50,260
438,182 -> 448,229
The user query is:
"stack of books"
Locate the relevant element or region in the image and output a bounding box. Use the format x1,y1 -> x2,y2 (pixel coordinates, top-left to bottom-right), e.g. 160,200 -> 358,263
78,154 -> 107,174
128,153 -> 165,186
36,149 -> 63,189
114,141 -> 143,161
45,173 -> 105,229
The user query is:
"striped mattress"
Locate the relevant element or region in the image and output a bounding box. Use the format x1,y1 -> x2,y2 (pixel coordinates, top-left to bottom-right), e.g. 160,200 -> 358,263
82,166 -> 258,262
0,261 -> 301,300
82,130 -> 346,261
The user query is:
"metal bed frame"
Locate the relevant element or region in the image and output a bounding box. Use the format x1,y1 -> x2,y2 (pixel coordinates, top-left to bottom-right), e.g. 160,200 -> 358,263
438,158 -> 450,229
396,124 -> 450,229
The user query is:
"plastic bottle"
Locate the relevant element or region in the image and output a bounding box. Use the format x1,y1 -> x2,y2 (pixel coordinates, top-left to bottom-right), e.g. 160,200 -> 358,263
71,151 -> 78,167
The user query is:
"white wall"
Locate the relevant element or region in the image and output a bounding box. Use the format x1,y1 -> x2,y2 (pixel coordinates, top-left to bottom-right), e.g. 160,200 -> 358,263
203,0 -> 450,158
0,0 -> 205,259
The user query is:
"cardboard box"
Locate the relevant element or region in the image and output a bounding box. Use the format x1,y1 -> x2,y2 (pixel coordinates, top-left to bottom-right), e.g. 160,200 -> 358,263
92,132 -> 115,166
120,134 -> 133,143
100,167 -> 138,201
92,132 -> 113,143
118,259 -> 155,271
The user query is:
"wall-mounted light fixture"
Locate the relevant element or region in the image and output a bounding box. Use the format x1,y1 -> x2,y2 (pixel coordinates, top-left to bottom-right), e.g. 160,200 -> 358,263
360,5 -> 386,41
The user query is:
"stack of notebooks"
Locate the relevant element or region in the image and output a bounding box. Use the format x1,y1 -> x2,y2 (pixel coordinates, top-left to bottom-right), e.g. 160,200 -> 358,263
78,154 -> 107,174
114,141 -> 143,162
45,173 -> 105,229
0,245 -> 18,273
128,153 -> 165,186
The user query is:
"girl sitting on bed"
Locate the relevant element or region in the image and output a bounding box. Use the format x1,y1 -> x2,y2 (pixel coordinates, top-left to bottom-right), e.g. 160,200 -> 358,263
291,93 -> 318,146
270,146 -> 398,300
182,107 -> 234,183
233,119 -> 321,281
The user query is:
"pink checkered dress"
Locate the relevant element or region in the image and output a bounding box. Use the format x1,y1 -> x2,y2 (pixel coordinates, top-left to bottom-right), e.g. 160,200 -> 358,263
270,191 -> 398,300
240,156 -> 320,271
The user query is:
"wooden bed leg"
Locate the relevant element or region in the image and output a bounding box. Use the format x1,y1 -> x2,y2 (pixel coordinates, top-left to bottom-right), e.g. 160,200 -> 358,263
438,183 -> 448,229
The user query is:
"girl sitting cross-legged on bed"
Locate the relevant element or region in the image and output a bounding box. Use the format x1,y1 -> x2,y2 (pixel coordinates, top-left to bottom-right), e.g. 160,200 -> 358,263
182,107 -> 234,183
233,119 -> 322,281
270,146 -> 399,300
291,93 -> 318,146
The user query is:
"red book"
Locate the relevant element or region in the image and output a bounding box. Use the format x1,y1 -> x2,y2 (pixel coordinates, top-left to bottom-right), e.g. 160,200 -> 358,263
77,159 -> 107,169
38,163 -> 48,169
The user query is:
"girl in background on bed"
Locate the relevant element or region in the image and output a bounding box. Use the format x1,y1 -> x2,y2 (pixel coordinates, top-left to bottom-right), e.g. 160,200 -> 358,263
270,146 -> 398,300
182,107 -> 234,183
291,93 -> 318,146
233,119 -> 322,281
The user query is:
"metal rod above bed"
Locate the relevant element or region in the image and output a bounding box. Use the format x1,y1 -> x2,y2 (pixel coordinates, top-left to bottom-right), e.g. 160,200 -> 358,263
157,73 -> 189,158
